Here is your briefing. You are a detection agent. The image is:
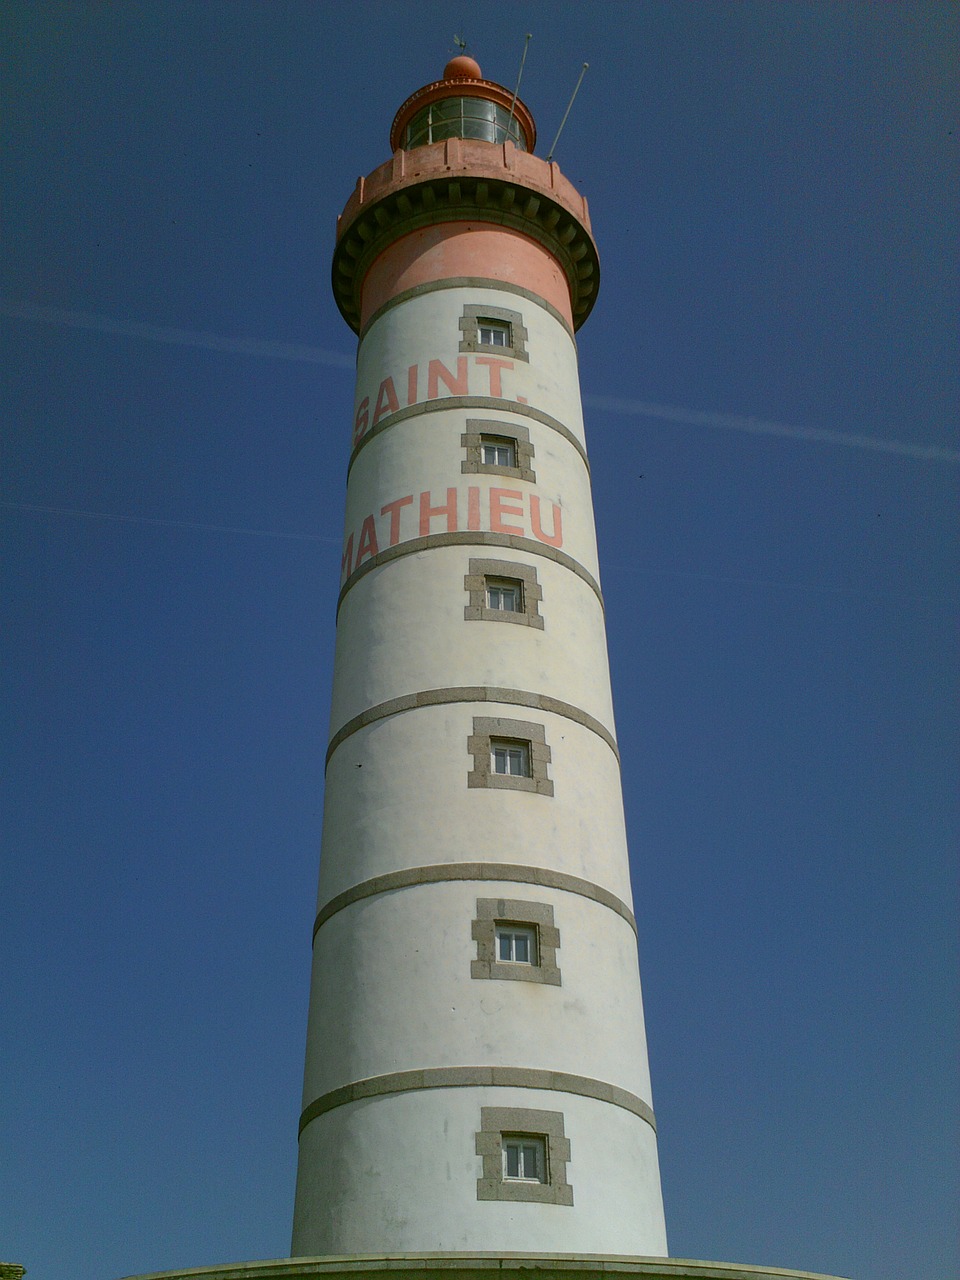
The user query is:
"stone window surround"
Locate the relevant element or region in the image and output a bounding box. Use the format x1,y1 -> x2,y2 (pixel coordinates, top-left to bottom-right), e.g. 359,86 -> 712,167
467,716 -> 554,796
464,558 -> 544,629
461,419 -> 537,483
471,897 -> 561,986
459,303 -> 530,362
476,1106 -> 573,1205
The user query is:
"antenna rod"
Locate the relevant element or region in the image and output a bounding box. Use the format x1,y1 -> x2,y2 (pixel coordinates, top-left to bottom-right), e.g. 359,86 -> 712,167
506,33 -> 533,140
546,62 -> 589,162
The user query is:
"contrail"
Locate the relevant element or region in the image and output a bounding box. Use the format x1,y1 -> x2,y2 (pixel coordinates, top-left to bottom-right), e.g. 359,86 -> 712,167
0,299 -> 354,368
582,395 -> 960,464
4,299 -> 956,462
602,556 -> 951,605
0,500 -> 340,543
4,501 -> 948,604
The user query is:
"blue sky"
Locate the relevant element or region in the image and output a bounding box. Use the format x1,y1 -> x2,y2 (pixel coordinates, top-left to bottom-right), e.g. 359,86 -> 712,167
2,4 -> 957,1279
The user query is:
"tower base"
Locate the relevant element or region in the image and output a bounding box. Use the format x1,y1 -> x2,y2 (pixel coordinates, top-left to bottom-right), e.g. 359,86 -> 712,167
120,1254 -> 850,1280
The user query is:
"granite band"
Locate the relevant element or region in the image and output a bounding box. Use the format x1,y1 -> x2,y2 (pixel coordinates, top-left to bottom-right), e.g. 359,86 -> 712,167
325,686 -> 619,768
348,394 -> 589,475
359,275 -> 577,343
312,861 -> 638,940
337,531 -> 603,616
298,1066 -> 656,1137
113,1257 -> 854,1279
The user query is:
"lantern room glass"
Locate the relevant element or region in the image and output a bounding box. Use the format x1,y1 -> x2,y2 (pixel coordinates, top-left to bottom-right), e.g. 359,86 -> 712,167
404,97 -> 527,150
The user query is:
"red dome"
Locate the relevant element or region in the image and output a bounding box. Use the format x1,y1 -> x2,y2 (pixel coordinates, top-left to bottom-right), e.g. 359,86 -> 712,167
443,55 -> 482,80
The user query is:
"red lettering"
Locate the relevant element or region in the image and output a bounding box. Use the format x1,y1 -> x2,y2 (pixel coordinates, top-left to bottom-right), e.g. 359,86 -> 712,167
530,495 -> 563,547
490,488 -> 524,536
467,486 -> 481,531
427,356 -> 468,399
356,514 -> 380,565
372,377 -> 400,426
340,532 -> 354,580
380,494 -> 413,547
474,356 -> 513,398
419,487 -> 458,535
353,398 -> 369,446
407,363 -> 418,406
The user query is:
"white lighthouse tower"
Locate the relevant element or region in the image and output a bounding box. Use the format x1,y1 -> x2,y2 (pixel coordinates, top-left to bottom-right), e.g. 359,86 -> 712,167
119,51 -> 851,1280
291,53 -> 668,1257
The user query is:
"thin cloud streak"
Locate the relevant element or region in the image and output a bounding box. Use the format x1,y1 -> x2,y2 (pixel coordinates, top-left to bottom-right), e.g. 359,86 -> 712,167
0,299 -> 354,368
4,299 -> 955,462
582,394 -> 960,463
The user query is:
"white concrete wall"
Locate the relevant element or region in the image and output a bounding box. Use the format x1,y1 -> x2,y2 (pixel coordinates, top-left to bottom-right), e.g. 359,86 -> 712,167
293,270 -> 667,1257
301,882 -> 654,1100
316,704 -> 633,901
340,410 -> 601,593
331,550 -> 615,730
292,1089 -> 667,1257
352,287 -> 586,448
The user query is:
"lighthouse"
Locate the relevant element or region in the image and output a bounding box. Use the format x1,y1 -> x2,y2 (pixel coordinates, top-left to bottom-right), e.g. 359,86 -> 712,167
118,51 -> 852,1280
291,54 -> 668,1257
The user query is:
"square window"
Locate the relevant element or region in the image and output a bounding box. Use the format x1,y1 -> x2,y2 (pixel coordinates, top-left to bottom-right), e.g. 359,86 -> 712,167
503,1135 -> 546,1183
496,924 -> 538,965
491,740 -> 530,778
477,319 -> 511,348
480,435 -> 517,467
485,576 -> 522,613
